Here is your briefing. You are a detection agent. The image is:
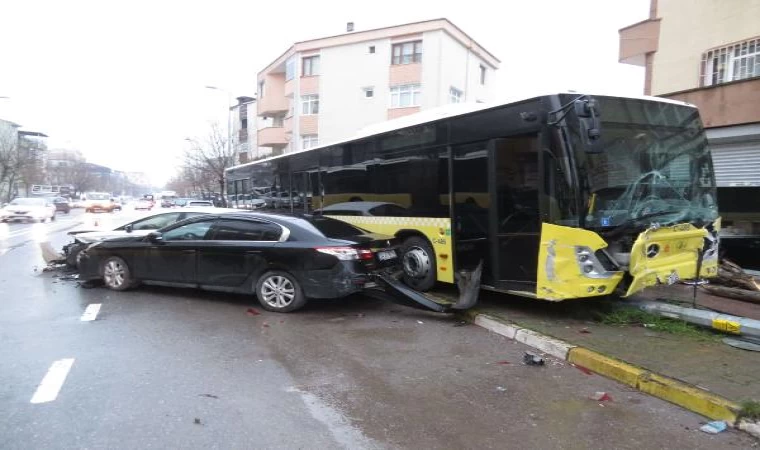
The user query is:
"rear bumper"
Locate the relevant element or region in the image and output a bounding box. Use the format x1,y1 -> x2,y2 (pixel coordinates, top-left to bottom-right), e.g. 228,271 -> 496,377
294,261 -> 397,299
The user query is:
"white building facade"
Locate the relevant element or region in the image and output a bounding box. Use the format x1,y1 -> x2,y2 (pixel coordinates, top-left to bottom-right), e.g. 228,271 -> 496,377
256,19 -> 500,155
230,96 -> 260,164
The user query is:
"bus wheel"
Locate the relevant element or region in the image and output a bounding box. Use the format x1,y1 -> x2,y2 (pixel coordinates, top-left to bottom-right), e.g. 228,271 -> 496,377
401,236 -> 436,291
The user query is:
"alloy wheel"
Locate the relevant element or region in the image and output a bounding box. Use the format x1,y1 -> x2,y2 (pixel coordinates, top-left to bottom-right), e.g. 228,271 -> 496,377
260,275 -> 296,308
103,260 -> 126,289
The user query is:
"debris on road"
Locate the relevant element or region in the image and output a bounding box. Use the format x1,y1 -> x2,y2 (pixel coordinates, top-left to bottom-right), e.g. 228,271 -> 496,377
452,320 -> 468,327
246,308 -> 261,316
572,364 -> 594,375
199,394 -> 219,399
591,391 -> 612,402
262,322 -> 270,328
194,418 -> 202,425
416,320 -> 424,324
496,386 -> 507,392
699,420 -> 727,434
579,328 -> 591,334
495,360 -> 511,365
723,337 -> 760,352
40,241 -> 66,264
523,352 -> 545,366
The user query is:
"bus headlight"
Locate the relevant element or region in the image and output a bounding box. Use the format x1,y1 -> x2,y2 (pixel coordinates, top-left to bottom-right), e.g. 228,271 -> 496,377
575,246 -> 615,279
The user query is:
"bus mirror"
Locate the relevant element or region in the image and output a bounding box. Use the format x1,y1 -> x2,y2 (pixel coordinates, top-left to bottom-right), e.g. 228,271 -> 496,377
575,99 -> 603,153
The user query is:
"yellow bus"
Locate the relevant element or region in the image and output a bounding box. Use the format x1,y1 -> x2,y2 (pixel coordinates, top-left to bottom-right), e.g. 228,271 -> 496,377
226,93 -> 720,302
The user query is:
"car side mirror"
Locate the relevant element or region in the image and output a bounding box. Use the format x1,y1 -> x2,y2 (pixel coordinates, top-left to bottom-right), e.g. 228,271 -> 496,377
147,231 -> 163,243
125,224 -> 133,233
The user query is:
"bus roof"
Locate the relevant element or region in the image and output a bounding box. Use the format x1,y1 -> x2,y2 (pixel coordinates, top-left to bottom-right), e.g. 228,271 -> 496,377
227,92 -> 695,172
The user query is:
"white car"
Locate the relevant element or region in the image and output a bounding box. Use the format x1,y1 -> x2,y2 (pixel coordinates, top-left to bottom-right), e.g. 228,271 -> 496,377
0,197 -> 57,223
63,207 -> 234,266
185,200 -> 214,207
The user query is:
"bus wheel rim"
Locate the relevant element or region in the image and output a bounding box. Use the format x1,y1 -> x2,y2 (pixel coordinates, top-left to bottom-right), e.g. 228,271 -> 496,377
403,247 -> 431,279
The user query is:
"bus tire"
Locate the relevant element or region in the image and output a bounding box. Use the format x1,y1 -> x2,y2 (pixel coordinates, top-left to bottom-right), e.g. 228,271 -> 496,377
400,236 -> 437,291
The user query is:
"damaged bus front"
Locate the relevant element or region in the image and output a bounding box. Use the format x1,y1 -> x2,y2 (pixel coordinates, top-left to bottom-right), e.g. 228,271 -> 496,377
537,95 -> 720,300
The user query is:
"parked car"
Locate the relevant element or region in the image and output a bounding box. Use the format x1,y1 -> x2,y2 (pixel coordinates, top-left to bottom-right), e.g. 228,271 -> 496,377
52,197 -> 71,214
161,198 -> 175,208
134,199 -> 154,211
0,197 -> 57,223
186,200 -> 214,207
63,207 -> 237,267
77,212 -> 401,312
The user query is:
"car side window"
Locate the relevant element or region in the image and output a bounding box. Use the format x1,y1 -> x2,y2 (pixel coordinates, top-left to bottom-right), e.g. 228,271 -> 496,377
211,219 -> 282,241
180,212 -> 207,220
130,213 -> 181,231
162,220 -> 215,241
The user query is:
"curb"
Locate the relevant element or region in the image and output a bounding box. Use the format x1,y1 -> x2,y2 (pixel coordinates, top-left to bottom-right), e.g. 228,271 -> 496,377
460,310 -> 760,437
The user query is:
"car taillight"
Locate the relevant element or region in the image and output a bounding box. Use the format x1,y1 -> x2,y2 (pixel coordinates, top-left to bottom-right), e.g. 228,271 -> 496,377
316,247 -> 373,261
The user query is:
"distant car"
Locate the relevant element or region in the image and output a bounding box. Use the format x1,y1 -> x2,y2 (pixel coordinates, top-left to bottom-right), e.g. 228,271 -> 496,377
77,213 -> 401,313
161,199 -> 175,208
134,199 -> 154,211
186,200 -> 214,207
84,192 -> 118,213
71,199 -> 86,208
317,201 -> 409,217
52,197 -> 71,214
0,197 -> 56,223
63,207 -> 238,267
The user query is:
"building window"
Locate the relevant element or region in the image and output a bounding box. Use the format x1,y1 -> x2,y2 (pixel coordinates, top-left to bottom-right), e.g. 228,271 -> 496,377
392,40 -> 423,65
479,65 -> 486,85
369,45 -> 375,54
302,56 -> 320,76
390,84 -> 421,108
302,134 -> 319,150
449,87 -> 463,103
241,118 -> 248,129
301,94 -> 319,115
258,80 -> 265,98
285,58 -> 296,81
702,37 -> 760,86
363,87 -> 374,98
273,116 -> 284,127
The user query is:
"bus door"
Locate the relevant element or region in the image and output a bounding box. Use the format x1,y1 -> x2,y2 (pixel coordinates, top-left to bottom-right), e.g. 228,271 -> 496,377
487,136 -> 541,289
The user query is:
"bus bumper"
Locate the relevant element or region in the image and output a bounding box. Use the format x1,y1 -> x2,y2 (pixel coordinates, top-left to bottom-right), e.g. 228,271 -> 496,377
536,220 -> 720,301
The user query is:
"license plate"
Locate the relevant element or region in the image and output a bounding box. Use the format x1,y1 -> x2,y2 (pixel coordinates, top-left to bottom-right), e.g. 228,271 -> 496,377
377,250 -> 396,261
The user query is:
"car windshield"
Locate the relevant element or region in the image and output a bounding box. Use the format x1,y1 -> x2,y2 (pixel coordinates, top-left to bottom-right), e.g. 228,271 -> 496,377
87,193 -> 110,200
306,216 -> 368,238
571,97 -> 718,229
9,198 -> 45,206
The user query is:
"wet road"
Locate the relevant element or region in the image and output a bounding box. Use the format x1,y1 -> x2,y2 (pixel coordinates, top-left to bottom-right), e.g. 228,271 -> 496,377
0,214 -> 755,449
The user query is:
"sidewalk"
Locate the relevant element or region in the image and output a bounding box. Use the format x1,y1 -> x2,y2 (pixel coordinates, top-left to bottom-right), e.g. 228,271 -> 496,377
430,285 -> 760,408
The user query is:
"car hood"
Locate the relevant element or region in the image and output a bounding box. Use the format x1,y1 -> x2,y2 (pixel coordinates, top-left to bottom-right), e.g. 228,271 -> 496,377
73,229 -> 153,243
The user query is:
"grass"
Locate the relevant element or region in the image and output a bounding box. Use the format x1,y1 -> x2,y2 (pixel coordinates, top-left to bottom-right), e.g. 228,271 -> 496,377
739,400 -> 760,421
595,306 -> 719,341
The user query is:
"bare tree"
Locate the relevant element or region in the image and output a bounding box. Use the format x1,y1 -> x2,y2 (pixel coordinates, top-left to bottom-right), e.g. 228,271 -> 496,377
0,123 -> 40,201
183,123 -> 235,206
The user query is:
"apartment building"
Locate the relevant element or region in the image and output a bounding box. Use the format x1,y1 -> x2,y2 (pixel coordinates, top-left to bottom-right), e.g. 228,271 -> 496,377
256,18 -> 499,155
230,96 -> 258,164
619,0 -> 760,190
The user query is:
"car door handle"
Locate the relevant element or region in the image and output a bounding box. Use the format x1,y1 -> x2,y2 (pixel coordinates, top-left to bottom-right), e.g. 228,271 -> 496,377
182,249 -> 196,254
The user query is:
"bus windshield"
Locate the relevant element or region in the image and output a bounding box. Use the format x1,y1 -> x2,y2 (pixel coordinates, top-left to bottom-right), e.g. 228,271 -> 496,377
572,97 -> 718,229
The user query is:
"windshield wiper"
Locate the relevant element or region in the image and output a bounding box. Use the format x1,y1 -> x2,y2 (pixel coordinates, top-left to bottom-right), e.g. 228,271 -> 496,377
606,210 -> 686,237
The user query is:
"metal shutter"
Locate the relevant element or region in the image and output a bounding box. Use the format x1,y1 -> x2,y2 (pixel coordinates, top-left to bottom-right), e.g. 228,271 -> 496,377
709,140 -> 760,187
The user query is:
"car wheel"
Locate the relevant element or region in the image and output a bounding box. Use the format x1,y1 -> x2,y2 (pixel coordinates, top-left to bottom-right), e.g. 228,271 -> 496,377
400,236 -> 437,291
255,270 -> 306,313
101,256 -> 134,291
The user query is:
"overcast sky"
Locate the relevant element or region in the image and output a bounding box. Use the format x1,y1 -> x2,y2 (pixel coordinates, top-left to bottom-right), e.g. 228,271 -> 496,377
0,0 -> 648,186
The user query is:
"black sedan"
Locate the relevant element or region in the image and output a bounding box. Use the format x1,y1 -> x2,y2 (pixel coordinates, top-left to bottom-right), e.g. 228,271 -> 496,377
77,212 -> 400,312
52,197 -> 71,214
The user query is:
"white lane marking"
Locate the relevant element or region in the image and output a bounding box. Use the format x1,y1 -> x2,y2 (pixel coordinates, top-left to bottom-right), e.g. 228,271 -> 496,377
30,358 -> 75,404
80,304 -> 102,322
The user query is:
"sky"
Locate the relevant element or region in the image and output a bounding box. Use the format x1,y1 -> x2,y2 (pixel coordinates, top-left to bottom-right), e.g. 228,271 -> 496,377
0,0 -> 648,186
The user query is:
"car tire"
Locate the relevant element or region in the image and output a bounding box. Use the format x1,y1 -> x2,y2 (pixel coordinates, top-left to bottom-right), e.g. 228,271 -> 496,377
255,270 -> 307,313
400,236 -> 437,291
101,256 -> 134,291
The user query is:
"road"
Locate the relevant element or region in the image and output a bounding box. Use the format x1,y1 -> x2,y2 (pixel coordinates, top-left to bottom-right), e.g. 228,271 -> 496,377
0,210 -> 755,449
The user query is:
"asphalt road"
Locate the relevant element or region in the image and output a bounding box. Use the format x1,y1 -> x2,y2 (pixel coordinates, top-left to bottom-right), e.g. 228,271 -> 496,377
0,210 -> 756,449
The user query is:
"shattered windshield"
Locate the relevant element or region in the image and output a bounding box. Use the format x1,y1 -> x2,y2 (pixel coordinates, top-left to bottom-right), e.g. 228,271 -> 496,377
572,97 -> 718,229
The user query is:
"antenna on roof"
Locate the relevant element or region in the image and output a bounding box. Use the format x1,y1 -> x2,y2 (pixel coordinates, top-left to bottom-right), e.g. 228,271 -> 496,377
347,22 -> 354,32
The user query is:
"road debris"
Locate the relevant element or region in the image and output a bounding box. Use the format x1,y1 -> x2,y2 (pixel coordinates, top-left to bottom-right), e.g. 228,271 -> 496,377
723,337 -> 760,352
579,328 -> 591,334
495,360 -> 511,365
591,391 -> 612,402
40,241 -> 66,264
246,308 -> 261,316
699,420 -> 727,434
572,364 -> 594,375
416,320 -> 424,324
199,394 -> 219,399
452,320 -> 468,327
523,352 -> 545,366
496,386 -> 507,392
194,418 -> 202,425
262,322 -> 270,328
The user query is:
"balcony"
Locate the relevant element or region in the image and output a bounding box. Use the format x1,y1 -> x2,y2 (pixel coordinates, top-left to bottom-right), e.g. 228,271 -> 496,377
258,127 -> 288,146
618,18 -> 660,66
665,78 -> 760,128
258,95 -> 289,116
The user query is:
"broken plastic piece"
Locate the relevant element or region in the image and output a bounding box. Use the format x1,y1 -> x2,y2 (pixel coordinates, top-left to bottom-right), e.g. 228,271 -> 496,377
572,364 -> 594,375
591,391 -> 612,402
579,328 -> 591,334
496,386 -> 507,392
523,352 -> 545,366
495,360 -> 511,365
416,320 -> 424,324
699,421 -> 727,434
246,308 -> 261,316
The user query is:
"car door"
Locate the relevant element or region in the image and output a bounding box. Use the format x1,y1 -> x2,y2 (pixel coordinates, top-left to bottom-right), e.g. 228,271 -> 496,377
196,218 -> 284,289
146,218 -> 217,285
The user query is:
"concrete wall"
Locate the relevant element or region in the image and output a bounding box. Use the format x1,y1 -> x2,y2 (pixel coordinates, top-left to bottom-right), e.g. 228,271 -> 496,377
652,0 -> 760,95
318,38 -> 390,146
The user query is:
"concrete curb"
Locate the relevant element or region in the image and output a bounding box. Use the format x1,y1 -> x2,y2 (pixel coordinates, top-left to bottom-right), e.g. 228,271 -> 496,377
460,310 -> 760,437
